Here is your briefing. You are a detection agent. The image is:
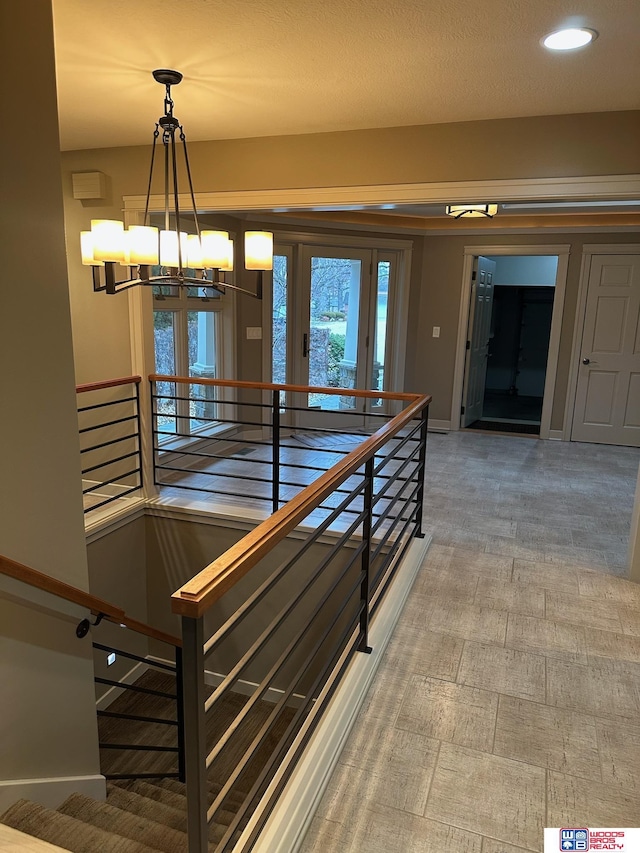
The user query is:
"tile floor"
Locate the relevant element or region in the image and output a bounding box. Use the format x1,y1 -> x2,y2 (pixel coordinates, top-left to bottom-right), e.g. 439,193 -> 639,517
300,431 -> 640,853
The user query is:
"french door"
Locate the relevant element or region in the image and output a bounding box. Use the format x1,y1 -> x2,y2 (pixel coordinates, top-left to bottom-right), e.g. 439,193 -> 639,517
270,243 -> 399,428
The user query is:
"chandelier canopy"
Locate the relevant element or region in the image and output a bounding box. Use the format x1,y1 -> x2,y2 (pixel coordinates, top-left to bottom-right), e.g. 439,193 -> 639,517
81,70 -> 273,298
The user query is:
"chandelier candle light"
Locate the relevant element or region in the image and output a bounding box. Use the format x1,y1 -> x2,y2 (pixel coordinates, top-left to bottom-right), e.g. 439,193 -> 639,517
81,70 -> 273,297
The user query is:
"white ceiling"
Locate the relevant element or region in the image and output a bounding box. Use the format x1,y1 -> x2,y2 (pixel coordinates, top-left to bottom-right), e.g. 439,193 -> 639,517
52,0 -> 640,152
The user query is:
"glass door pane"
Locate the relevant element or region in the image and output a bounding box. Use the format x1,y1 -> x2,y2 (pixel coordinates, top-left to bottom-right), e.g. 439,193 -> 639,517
308,255 -> 363,412
188,310 -> 217,431
153,310 -> 177,436
272,253 -> 289,409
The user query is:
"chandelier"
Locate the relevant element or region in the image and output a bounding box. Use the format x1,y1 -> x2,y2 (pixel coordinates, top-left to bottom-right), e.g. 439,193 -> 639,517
445,203 -> 498,219
80,70 -> 273,298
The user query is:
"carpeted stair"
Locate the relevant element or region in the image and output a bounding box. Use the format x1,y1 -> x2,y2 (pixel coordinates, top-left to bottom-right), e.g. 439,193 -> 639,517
0,669 -> 298,852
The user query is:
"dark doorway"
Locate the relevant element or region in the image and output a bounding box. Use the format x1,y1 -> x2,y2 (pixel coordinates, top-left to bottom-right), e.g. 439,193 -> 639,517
465,254 -> 557,435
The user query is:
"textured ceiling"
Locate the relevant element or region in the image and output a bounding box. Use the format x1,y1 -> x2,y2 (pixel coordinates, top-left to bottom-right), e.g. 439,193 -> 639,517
52,0 -> 640,151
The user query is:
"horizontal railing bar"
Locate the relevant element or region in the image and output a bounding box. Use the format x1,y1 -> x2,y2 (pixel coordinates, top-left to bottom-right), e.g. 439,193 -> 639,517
80,433 -> 138,455
153,410 -> 270,430
213,604 -> 365,840
105,773 -> 180,781
153,479 -> 274,504
369,446 -> 421,513
371,492 -> 417,578
370,517 -> 418,621
172,392 -> 430,618
78,395 -> 137,415
156,447 -> 273,467
371,481 -> 421,551
79,414 -> 138,435
203,515 -> 367,709
82,468 -> 141,495
155,463 -> 274,487
97,710 -> 178,726
77,375 -> 141,394
206,565 -> 365,773
83,484 -> 142,514
81,451 -> 140,477
280,405 -> 394,420
92,643 -> 176,672
94,677 -> 177,700
151,374 -> 420,403
203,474 -> 369,656
370,508 -> 419,605
154,432 -> 274,450
153,394 -> 271,413
372,422 -> 422,476
99,743 -> 179,753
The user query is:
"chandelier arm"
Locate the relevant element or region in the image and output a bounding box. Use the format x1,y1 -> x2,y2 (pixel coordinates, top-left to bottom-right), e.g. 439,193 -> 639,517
163,132 -> 170,233
143,126 -> 160,227
180,128 -> 201,238
170,128 -> 183,272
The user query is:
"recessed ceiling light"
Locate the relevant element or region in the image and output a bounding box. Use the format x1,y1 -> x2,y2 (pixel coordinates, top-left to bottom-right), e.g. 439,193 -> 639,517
542,27 -> 598,50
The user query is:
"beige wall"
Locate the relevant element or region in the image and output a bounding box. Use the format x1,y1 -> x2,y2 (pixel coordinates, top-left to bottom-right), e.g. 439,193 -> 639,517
61,110 -> 640,391
0,1 -> 99,799
414,231 -> 640,426
86,518 -> 149,692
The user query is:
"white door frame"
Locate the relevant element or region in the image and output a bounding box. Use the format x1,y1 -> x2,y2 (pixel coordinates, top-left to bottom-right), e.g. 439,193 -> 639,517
450,245 -> 571,440
563,243 -> 640,441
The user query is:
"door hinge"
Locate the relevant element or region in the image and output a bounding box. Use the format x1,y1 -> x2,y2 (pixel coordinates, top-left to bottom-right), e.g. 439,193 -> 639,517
461,405 -> 465,415
466,340 -> 471,350
365,335 -> 370,348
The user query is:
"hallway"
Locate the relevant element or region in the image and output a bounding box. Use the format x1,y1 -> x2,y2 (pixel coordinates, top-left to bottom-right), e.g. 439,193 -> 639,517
300,432 -> 640,852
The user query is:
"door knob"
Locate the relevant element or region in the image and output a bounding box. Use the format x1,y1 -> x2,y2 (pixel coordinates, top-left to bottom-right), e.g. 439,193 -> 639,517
582,357 -> 597,365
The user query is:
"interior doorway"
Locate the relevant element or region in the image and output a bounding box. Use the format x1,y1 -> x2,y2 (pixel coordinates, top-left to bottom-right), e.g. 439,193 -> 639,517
453,246 -> 570,439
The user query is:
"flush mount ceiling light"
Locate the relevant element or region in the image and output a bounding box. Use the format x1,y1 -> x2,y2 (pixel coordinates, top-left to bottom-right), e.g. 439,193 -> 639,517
81,70 -> 273,297
445,204 -> 498,219
542,27 -> 598,51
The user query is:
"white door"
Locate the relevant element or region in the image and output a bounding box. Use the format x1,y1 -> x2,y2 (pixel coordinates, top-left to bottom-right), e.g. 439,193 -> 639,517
571,254 -> 640,446
461,257 -> 496,426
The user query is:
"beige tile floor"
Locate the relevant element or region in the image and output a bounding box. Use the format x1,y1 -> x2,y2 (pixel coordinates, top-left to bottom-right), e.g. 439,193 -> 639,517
300,431 -> 640,853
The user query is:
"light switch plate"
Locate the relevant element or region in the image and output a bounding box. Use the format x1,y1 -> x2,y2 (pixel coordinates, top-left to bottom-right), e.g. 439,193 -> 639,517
432,326 -> 441,338
246,327 -> 263,340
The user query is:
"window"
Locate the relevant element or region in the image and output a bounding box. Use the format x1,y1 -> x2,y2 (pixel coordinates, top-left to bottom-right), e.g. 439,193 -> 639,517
153,283 -> 231,438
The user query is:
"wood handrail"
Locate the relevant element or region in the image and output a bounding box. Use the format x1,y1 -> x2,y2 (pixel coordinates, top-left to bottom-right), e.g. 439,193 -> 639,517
171,392 -> 431,619
0,554 -> 181,647
150,374 -> 420,403
76,375 -> 142,394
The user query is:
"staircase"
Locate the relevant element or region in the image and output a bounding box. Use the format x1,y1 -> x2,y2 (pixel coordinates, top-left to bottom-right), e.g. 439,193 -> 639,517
0,670 -> 297,852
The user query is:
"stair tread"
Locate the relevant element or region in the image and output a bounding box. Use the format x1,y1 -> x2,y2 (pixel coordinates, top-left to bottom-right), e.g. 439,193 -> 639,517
107,785 -> 228,845
0,799 -> 161,853
59,793 -> 189,853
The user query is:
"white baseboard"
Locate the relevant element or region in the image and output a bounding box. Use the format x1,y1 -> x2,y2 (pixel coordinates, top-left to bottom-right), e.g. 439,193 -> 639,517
243,533 -> 431,853
428,418 -> 450,432
0,774 -> 106,813
548,429 -> 564,441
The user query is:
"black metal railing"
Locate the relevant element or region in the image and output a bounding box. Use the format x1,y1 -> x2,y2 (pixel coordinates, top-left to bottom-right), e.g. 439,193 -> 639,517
169,385 -> 430,852
91,638 -> 185,783
150,376 -> 422,528
77,376 -> 143,514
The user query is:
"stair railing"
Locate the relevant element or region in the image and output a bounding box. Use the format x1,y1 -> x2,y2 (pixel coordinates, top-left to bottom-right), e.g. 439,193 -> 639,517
77,375 -> 143,513
168,386 -> 431,852
0,554 -> 184,783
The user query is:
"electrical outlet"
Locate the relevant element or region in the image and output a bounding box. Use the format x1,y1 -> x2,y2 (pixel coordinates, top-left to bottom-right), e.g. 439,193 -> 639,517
246,327 -> 262,340
107,652 -> 116,666
432,326 -> 441,338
